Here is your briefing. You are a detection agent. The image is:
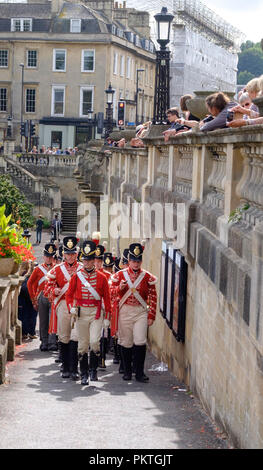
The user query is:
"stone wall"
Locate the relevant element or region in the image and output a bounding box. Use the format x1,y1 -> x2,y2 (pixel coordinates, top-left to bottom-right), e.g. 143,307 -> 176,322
0,275 -> 23,385
104,125 -> 263,449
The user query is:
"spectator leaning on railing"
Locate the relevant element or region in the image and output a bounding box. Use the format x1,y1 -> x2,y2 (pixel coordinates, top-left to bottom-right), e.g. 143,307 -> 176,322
199,92 -> 237,132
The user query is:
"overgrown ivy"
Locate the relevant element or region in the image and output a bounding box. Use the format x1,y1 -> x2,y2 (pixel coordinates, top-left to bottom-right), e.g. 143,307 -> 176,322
0,175 -> 35,228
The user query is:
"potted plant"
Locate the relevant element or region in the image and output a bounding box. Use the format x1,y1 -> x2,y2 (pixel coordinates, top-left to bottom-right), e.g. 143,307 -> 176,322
0,204 -> 36,277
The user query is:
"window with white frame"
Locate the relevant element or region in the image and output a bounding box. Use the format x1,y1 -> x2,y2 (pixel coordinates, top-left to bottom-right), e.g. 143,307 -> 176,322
113,52 -> 118,75
25,88 -> 36,113
0,50 -> 8,68
81,50 -> 95,72
120,55 -> 124,77
126,56 -> 131,79
11,18 -> 32,32
53,49 -> 66,72
27,50 -> 37,68
80,87 -> 93,116
70,19 -> 81,33
0,88 -> 7,112
52,86 -> 65,115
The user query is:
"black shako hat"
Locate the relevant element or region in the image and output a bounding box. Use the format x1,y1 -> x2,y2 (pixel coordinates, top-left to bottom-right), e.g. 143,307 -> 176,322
128,243 -> 143,261
43,243 -> 56,257
63,236 -> 78,254
122,248 -> 129,265
81,240 -> 97,260
103,252 -> 115,267
95,244 -> 105,259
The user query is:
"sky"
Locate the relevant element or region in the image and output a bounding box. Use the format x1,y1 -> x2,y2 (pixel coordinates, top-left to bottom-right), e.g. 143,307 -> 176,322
204,0 -> 263,43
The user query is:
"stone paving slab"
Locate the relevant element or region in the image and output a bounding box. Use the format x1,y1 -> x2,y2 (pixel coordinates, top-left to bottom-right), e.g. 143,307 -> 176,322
0,334 -> 231,450
0,230 -> 232,450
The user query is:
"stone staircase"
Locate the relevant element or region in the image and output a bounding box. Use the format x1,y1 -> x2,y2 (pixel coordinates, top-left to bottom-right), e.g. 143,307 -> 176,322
61,200 -> 78,234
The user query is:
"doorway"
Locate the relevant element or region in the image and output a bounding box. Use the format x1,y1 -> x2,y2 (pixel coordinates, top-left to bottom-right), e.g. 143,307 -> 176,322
51,131 -> 62,149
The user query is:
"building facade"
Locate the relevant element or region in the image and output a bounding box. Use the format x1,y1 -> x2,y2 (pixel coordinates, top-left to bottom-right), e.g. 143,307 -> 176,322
0,0 -> 156,149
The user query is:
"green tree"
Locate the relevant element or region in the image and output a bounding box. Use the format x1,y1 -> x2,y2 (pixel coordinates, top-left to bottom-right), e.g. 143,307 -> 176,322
237,71 -> 254,85
0,175 -> 35,228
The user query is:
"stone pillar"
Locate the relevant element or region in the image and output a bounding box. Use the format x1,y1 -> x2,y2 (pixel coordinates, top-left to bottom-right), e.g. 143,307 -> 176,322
4,138 -> 16,157
250,222 -> 263,354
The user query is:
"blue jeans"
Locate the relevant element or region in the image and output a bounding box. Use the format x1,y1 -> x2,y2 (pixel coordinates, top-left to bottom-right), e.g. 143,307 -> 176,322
36,230 -> 42,243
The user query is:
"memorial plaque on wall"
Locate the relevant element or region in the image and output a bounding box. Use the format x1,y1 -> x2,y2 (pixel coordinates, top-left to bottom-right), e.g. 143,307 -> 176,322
171,250 -> 188,342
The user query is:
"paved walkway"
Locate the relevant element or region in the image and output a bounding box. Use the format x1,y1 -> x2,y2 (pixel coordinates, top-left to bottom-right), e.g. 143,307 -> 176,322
0,231 -> 232,449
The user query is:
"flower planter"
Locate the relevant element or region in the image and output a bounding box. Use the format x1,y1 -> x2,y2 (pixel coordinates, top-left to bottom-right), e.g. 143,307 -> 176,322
0,258 -> 15,277
10,262 -> 20,275
186,90 -> 236,120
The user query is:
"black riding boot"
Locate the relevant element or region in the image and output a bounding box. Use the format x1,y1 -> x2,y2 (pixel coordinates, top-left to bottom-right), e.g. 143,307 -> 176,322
134,344 -> 149,382
99,337 -> 107,369
55,341 -> 63,363
60,342 -> 70,378
121,346 -> 133,380
132,345 -> 136,373
118,344 -> 124,374
90,350 -> 99,381
79,353 -> 89,385
113,337 -> 120,364
69,340 -> 79,381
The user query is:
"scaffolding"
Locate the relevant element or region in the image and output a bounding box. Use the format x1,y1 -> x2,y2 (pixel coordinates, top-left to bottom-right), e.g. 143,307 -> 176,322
126,0 -> 245,51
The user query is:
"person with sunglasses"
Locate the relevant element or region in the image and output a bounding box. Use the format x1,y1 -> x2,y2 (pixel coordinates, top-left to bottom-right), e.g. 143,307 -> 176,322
229,92 -> 259,120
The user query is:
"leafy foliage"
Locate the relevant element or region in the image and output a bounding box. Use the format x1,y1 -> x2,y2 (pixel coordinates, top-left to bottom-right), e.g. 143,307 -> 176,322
0,204 -> 35,262
228,203 -> 250,224
0,175 -> 35,228
237,41 -> 263,85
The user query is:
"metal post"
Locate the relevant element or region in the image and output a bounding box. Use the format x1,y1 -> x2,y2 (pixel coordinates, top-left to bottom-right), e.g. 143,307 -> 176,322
153,48 -> 171,124
105,103 -> 113,139
20,63 -> 24,146
135,69 -> 144,126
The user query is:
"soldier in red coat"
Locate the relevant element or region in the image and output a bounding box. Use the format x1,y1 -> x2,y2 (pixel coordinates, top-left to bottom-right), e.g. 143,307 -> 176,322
66,240 -> 111,386
44,236 -> 81,380
111,243 -> 157,382
27,243 -> 57,351
94,242 -> 111,369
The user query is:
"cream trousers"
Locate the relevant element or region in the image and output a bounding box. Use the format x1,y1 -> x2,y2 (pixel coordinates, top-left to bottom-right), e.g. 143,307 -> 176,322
76,306 -> 103,355
118,304 -> 148,348
56,300 -> 78,344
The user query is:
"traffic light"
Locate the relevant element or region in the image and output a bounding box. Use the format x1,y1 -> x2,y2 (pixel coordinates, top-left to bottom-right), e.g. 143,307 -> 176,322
20,122 -> 25,136
30,121 -> 36,136
117,101 -> 125,127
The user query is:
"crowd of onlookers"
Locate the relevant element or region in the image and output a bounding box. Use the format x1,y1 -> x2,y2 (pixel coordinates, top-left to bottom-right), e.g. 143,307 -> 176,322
104,74 -> 263,150
29,145 -> 78,155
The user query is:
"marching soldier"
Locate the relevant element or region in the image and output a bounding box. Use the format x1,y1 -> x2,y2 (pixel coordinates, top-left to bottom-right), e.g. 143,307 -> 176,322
27,243 -> 57,351
111,242 -> 157,382
121,248 -> 129,268
44,236 -> 81,380
66,240 -> 111,385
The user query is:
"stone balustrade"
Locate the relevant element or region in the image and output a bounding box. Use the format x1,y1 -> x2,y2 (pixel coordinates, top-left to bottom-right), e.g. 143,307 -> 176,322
0,275 -> 23,384
11,153 -> 77,167
106,124 -> 263,449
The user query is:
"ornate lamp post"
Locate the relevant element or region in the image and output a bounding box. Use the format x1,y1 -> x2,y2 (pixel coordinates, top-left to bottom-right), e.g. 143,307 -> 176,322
153,7 -> 174,124
105,83 -> 115,139
135,68 -> 144,126
19,63 -> 24,147
7,115 -> 13,138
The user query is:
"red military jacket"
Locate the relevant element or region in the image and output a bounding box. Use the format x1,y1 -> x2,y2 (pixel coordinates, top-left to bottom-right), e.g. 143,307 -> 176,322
44,261 -> 81,305
111,266 -> 157,327
27,262 -> 54,302
66,267 -> 111,320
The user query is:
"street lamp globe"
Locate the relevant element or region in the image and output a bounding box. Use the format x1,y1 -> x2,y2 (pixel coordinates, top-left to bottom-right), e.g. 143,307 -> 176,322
154,7 -> 174,50
105,83 -> 115,105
